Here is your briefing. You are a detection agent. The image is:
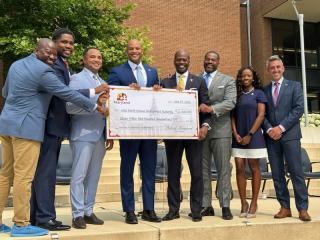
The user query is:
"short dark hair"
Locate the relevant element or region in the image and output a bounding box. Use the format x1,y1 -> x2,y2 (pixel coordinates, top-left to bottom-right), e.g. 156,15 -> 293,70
205,50 -> 220,60
52,27 -> 75,41
83,47 -> 100,57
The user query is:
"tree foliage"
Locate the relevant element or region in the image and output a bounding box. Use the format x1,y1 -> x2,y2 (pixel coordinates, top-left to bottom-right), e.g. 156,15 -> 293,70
0,0 -> 152,76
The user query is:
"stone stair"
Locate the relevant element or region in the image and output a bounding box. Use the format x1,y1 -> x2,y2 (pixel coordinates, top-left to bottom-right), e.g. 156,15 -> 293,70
4,140 -> 320,207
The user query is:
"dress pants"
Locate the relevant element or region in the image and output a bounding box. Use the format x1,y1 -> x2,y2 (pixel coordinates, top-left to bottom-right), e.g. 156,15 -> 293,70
202,137 -> 232,208
30,132 -> 63,225
119,139 -> 157,212
70,138 -> 105,218
164,139 -> 203,215
0,136 -> 40,226
266,138 -> 308,210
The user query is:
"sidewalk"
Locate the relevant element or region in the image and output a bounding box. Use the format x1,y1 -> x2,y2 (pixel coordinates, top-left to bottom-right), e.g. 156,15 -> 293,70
1,197 -> 319,240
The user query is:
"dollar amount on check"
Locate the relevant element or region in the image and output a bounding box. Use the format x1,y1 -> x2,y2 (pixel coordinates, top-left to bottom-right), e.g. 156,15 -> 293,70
107,86 -> 199,139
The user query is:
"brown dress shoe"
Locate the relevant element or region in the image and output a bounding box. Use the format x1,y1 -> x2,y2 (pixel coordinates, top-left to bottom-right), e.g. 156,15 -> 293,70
299,210 -> 311,222
274,208 -> 292,219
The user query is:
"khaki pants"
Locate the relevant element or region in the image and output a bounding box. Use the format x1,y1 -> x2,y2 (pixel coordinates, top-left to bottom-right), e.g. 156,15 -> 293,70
0,136 -> 40,226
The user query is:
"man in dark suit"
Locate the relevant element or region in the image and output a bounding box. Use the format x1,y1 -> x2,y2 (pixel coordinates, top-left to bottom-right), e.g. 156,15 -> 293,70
108,39 -> 161,224
161,49 -> 210,222
30,28 -> 108,231
263,55 -> 311,221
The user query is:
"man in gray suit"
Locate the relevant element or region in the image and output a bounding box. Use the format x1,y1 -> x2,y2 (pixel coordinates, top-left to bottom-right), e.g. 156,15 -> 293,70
66,47 -> 113,229
199,50 -> 236,220
0,39 -> 107,237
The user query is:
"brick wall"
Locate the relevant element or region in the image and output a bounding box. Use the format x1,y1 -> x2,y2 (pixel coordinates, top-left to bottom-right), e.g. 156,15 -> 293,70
241,0 -> 287,85
117,0 -> 242,79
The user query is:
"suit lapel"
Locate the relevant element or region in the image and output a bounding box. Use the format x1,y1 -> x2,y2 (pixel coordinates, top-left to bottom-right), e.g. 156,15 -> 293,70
209,71 -> 221,91
82,69 -> 97,88
57,57 -> 70,85
125,62 -> 137,84
170,74 -> 177,88
185,74 -> 193,90
143,64 -> 151,87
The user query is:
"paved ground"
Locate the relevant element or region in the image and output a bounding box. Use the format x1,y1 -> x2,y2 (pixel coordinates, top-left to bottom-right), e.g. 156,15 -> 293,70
1,197 -> 320,240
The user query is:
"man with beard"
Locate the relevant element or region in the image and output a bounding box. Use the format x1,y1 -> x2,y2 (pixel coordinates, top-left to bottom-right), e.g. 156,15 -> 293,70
0,38 -> 104,237
199,50 -> 236,220
161,49 -> 210,222
30,28 -> 109,231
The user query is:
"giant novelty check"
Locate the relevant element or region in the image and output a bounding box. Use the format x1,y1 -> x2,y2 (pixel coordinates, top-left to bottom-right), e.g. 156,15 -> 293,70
107,86 -> 199,139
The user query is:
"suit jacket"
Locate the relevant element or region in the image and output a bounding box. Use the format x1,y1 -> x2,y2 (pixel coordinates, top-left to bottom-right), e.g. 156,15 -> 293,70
205,71 -> 236,138
45,56 -> 90,138
161,73 -> 210,125
0,54 -> 95,142
66,69 -> 106,142
262,78 -> 303,141
107,62 -> 159,87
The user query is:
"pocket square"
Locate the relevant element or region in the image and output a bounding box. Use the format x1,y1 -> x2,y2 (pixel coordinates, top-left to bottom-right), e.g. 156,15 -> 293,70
217,86 -> 225,89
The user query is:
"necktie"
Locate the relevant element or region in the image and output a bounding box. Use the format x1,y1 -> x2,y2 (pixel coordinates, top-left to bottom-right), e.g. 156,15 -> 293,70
136,66 -> 145,87
204,73 -> 210,87
93,75 -> 101,86
63,59 -> 69,69
273,82 -> 279,106
178,75 -> 185,89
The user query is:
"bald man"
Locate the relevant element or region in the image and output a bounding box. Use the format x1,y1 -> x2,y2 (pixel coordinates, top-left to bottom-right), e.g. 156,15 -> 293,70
108,39 -> 161,224
161,50 -> 211,222
0,39 -> 105,237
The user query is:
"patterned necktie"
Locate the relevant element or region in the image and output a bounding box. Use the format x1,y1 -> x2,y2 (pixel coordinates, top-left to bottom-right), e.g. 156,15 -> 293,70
63,59 -> 69,69
273,81 -> 279,106
178,75 -> 185,89
93,75 -> 101,86
204,73 -> 210,87
136,66 -> 145,87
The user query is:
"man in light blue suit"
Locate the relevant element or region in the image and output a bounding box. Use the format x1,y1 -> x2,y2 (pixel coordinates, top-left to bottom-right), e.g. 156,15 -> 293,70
108,39 -> 161,224
66,47 -> 113,229
263,55 -> 311,221
0,39 -> 106,237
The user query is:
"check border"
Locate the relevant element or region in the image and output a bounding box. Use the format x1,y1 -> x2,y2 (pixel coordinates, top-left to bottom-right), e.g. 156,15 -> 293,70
106,86 -> 199,139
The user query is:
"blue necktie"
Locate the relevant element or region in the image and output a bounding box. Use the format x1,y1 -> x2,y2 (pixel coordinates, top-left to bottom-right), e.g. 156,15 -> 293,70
136,66 -> 145,87
204,73 -> 210,87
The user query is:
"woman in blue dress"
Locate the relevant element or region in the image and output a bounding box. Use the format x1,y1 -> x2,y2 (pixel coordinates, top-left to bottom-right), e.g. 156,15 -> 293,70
231,66 -> 268,218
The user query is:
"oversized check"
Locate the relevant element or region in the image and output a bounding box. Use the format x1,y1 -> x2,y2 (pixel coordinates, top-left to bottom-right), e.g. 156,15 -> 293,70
107,86 -> 199,139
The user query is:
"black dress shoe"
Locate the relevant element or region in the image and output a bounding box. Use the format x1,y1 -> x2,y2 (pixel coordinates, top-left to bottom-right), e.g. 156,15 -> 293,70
37,219 -> 71,231
162,211 -> 180,221
125,212 -> 138,224
201,207 -> 215,216
72,216 -> 86,229
84,213 -> 104,225
192,213 -> 202,222
222,207 -> 233,220
141,210 -> 161,222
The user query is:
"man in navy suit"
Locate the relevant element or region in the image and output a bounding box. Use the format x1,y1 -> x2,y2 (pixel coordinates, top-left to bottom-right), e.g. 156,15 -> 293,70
108,39 -> 161,224
0,39 -> 104,237
30,28 -> 109,231
263,55 -> 311,221
161,49 -> 210,222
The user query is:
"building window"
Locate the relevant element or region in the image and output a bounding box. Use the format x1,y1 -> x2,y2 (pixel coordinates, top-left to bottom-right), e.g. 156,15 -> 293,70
272,19 -> 319,69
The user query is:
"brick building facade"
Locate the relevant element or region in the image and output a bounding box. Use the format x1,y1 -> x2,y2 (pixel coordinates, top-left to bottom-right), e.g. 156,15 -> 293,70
117,0 -> 242,79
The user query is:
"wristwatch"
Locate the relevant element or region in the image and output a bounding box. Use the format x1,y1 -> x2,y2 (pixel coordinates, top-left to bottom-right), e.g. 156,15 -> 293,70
248,132 -> 254,136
